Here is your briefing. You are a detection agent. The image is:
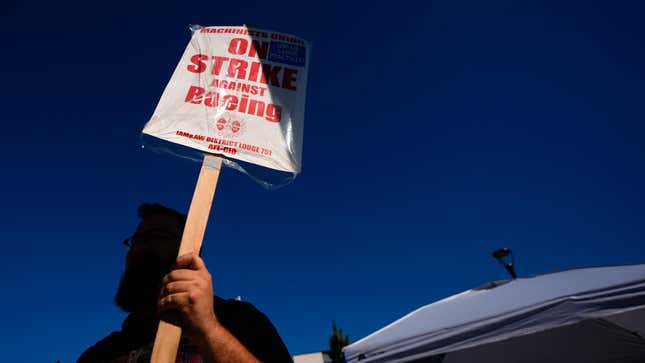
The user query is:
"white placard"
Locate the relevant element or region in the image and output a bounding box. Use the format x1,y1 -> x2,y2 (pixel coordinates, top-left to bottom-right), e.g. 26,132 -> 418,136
143,26 -> 309,173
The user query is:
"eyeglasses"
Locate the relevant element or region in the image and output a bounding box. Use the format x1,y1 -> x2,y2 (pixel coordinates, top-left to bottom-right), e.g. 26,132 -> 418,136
123,236 -> 137,250
123,233 -> 181,251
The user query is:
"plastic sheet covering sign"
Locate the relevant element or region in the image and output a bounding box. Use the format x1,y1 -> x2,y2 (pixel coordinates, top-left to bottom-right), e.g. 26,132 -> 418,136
142,25 -> 310,173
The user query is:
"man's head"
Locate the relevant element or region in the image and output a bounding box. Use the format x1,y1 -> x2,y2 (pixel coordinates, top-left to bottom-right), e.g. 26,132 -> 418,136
114,203 -> 187,313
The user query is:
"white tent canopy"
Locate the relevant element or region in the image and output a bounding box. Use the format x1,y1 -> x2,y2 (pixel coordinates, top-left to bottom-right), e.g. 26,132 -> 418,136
344,264 -> 645,363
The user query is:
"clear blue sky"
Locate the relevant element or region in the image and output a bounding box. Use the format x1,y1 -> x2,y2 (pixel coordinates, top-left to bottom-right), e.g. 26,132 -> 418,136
2,1 -> 644,362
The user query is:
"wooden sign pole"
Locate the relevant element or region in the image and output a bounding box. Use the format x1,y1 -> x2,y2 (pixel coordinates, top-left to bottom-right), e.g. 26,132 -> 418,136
150,153 -> 223,363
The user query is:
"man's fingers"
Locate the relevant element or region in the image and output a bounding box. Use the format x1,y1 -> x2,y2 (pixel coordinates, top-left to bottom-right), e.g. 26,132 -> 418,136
163,281 -> 197,295
162,269 -> 198,284
174,252 -> 207,271
158,292 -> 191,312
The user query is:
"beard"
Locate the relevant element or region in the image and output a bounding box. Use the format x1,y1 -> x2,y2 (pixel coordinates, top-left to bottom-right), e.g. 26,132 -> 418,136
114,257 -> 174,313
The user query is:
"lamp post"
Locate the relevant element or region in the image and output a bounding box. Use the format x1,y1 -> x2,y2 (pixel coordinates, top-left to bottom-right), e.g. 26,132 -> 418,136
492,248 -> 517,279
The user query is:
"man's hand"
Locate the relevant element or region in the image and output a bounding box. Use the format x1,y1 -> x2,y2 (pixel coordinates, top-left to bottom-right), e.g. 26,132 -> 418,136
158,252 -> 218,340
157,253 -> 261,363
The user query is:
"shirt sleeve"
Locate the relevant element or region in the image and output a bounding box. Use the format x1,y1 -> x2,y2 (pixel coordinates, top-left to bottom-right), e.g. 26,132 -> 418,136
218,299 -> 294,363
77,332 -> 127,363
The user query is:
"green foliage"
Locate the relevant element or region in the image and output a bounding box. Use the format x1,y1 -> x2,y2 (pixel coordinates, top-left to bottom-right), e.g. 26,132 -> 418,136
329,321 -> 350,363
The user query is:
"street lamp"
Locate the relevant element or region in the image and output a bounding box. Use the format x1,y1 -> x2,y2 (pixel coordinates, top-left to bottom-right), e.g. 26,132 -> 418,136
492,248 -> 517,279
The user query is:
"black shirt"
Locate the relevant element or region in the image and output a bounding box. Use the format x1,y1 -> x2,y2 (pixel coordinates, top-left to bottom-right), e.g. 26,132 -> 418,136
78,296 -> 293,363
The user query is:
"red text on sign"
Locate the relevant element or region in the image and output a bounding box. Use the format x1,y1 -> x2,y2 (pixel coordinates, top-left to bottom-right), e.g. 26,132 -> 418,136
188,55 -> 298,91
184,85 -> 282,123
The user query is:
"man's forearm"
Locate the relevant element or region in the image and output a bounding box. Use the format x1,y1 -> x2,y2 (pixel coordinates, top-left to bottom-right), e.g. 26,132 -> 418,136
195,323 -> 261,363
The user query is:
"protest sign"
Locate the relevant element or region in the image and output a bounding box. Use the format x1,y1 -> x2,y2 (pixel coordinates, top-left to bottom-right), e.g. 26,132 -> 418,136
143,25 -> 310,363
143,25 -> 309,173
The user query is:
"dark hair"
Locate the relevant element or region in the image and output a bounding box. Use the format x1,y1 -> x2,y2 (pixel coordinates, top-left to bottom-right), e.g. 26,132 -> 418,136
137,203 -> 187,231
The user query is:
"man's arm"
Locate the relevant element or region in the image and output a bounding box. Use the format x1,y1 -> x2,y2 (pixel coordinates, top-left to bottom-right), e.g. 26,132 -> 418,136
158,253 -> 283,363
193,321 -> 261,363
224,300 -> 294,363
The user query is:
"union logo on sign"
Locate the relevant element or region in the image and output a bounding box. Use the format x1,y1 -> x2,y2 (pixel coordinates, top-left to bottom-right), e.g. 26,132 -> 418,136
216,118 -> 227,131
215,117 -> 246,138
